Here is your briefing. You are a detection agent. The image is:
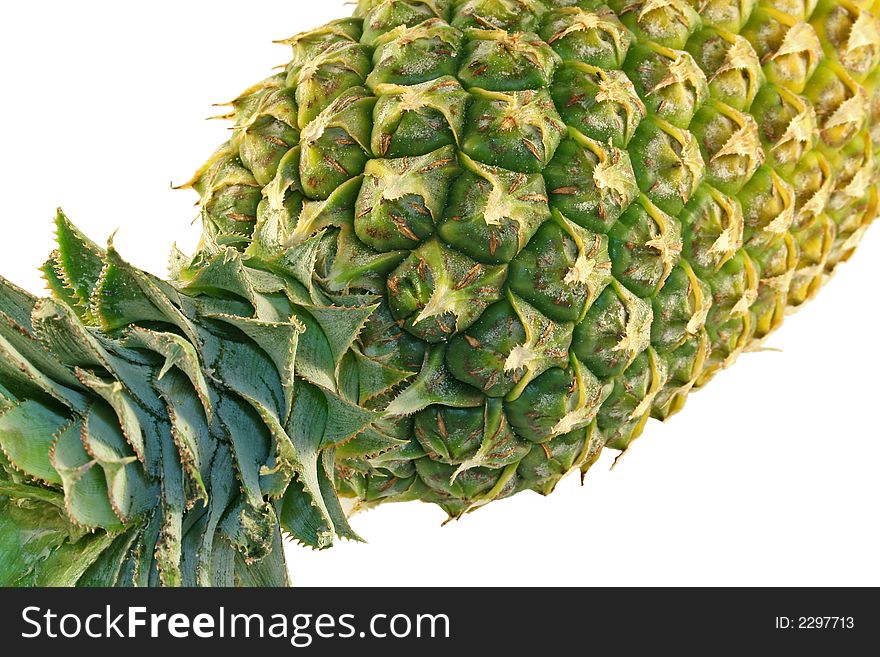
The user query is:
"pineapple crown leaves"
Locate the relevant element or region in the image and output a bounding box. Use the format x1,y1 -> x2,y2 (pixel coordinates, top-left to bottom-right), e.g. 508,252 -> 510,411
0,207 -> 401,585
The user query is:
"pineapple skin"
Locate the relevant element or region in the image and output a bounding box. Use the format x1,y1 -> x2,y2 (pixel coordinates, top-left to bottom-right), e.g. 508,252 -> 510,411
186,0 -> 880,517
0,0 -> 877,586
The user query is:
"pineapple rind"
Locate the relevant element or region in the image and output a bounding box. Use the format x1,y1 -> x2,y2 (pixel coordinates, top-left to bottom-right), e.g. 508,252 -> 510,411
227,0 -> 879,516
1,0 -> 878,585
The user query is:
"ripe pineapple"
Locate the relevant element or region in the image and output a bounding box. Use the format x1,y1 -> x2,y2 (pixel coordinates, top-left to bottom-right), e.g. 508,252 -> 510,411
0,0 -> 877,586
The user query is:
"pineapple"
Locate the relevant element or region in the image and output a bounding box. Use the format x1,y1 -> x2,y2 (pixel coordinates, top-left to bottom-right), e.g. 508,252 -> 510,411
0,0 -> 877,586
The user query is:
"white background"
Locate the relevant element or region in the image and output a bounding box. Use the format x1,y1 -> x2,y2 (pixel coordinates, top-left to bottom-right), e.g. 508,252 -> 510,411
1,1 -> 878,587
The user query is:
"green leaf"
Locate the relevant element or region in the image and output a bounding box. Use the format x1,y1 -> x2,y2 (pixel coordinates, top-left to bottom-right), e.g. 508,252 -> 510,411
234,523 -> 289,587
178,247 -> 256,306
385,344 -> 483,416
81,404 -> 156,523
319,449 -> 362,542
324,224 -> 406,293
280,476 -> 333,549
283,382 -> 332,543
0,480 -> 67,510
50,418 -> 124,530
203,324 -> 286,421
75,369 -> 147,466
52,209 -> 105,320
0,310 -> 83,389
0,496 -> 73,586
196,444 -> 238,587
155,420 -> 186,587
135,507 -> 162,587
218,496 -> 277,562
216,395 -> 271,509
321,387 -> 381,447
96,246 -> 203,353
0,399 -> 69,485
0,325 -> 90,413
124,326 -> 213,420
34,530 -> 118,586
276,232 -> 324,300
31,297 -> 109,370
306,303 -> 378,373
290,308 -> 336,390
76,529 -> 141,586
0,274 -> 37,332
154,368 -> 215,504
209,314 -> 301,420
336,425 -> 408,460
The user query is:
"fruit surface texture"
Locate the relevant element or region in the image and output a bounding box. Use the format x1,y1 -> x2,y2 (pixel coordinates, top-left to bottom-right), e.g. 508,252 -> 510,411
0,0 -> 877,586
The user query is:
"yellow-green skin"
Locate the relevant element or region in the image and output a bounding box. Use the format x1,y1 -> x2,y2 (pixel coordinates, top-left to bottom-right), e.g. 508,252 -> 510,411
1,0 -> 877,587
187,0 -> 880,518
